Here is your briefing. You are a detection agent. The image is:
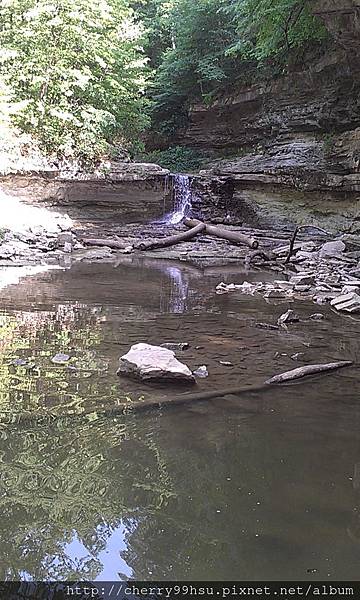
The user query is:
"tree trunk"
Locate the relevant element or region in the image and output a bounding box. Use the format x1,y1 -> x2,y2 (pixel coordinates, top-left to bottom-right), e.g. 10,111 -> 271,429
184,218 -> 259,249
83,238 -> 128,249
265,361 -> 352,385
135,222 -> 206,251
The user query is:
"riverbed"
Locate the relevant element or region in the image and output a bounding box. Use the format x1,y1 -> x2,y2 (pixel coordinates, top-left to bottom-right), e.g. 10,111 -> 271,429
0,258 -> 359,580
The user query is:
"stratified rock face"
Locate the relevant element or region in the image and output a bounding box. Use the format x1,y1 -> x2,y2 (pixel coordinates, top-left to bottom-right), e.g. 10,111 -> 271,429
181,2 -> 360,231
117,343 -> 195,382
181,2 -> 360,194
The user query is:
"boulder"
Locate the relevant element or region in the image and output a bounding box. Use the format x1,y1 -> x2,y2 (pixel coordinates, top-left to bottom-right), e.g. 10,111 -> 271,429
117,343 -> 195,382
319,240 -> 346,258
289,274 -> 315,286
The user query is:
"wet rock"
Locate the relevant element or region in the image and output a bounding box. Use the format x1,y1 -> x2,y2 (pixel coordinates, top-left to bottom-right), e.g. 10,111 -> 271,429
118,343 -> 195,382
51,353 -> 71,364
330,292 -> 360,313
277,309 -> 299,325
309,313 -> 325,320
289,274 -> 315,286
263,289 -> 288,299
219,360 -> 233,366
319,240 -> 346,258
193,365 -> 209,378
161,342 -> 190,351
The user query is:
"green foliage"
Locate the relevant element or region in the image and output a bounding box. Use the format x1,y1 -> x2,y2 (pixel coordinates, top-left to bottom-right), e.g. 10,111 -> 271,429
147,0 -> 328,136
139,145 -> 205,172
0,0 -> 330,161
227,0 -> 328,62
0,0 -> 149,162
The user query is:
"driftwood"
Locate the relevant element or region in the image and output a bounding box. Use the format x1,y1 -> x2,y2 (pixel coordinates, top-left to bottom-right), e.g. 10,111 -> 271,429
285,225 -> 330,263
134,222 -> 206,251
83,238 -> 128,249
184,218 -> 259,249
1,361 -> 352,427
265,361 -> 352,385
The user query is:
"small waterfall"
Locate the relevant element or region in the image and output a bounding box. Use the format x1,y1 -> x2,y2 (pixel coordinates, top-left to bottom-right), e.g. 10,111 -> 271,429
165,174 -> 192,225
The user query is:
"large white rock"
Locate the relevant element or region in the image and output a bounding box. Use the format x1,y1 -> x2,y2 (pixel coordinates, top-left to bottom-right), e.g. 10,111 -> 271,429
319,240 -> 346,258
117,343 -> 195,382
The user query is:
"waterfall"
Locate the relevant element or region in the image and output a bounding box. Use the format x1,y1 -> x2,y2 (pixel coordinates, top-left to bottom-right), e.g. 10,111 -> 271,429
165,174 -> 192,225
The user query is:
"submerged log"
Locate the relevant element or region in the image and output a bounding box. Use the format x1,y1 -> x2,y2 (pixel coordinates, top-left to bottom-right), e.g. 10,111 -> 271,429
184,218 -> 259,249
2,361 -> 352,426
265,361 -> 352,385
135,222 -> 206,251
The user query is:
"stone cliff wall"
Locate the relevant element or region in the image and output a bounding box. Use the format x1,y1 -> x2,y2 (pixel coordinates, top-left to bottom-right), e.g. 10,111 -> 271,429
0,163 -> 171,226
184,1 -> 360,231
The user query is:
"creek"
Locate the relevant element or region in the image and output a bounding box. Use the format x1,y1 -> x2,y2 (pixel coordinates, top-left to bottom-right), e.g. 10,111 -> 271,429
0,253 -> 359,580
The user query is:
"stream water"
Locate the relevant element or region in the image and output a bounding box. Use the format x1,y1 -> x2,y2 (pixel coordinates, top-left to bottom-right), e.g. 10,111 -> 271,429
0,258 -> 360,581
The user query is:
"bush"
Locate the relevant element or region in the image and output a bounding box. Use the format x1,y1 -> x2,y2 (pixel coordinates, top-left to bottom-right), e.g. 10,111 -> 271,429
139,146 -> 206,172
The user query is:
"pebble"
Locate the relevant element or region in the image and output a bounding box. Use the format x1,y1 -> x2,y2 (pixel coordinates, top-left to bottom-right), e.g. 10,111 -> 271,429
193,365 -> 209,378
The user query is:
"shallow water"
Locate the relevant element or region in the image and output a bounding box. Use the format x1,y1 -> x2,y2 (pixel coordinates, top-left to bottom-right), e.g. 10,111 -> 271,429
0,259 -> 359,580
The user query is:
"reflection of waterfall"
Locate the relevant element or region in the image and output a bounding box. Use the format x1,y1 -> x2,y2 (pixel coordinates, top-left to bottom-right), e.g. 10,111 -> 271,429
160,266 -> 189,314
164,174 -> 192,225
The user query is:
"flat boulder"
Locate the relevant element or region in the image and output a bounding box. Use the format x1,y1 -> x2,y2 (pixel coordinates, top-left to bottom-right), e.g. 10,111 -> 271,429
319,240 -> 346,258
117,343 -> 195,382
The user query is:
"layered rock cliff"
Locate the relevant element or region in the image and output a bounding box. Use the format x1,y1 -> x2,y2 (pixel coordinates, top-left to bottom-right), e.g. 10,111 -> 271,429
184,1 -> 360,232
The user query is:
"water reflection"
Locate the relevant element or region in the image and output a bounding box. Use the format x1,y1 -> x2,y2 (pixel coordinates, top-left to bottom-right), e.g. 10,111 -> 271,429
0,260 -> 359,580
162,266 -> 189,314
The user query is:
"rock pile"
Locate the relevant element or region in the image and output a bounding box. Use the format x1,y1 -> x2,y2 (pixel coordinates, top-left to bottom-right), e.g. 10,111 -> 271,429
217,238 -> 360,314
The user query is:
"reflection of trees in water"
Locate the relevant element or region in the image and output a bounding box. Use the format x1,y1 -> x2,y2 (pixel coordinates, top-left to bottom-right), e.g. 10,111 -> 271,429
0,415 -> 175,580
0,305 -> 116,416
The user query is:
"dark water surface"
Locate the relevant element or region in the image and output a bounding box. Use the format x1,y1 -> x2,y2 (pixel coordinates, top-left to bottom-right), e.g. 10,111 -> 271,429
0,259 -> 359,580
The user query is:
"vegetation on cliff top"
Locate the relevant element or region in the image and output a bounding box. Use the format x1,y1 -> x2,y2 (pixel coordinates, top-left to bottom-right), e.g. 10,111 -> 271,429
0,0 -> 328,164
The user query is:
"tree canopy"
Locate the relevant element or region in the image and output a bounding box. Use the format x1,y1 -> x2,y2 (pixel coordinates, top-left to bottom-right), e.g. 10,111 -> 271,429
0,0 -> 328,162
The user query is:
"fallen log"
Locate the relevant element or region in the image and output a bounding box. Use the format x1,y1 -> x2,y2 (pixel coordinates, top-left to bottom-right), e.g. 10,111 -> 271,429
82,238 -> 129,249
184,218 -> 259,249
265,361 -> 352,385
1,361 -> 352,427
134,222 -> 205,251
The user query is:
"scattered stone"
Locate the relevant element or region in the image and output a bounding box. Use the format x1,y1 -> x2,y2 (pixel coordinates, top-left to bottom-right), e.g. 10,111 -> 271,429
63,241 -> 72,253
319,240 -> 346,258
117,343 -> 195,382
274,280 -> 295,290
161,342 -> 190,351
277,309 -> 299,325
289,274 -> 315,286
330,292 -> 360,313
309,313 -> 325,320
291,353 -> 304,361
51,353 -> 71,364
193,365 -> 209,378
57,232 -> 73,247
219,360 -> 233,366
341,285 -> 360,295
263,289 -> 288,299
216,281 -> 259,295
294,284 -> 311,292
